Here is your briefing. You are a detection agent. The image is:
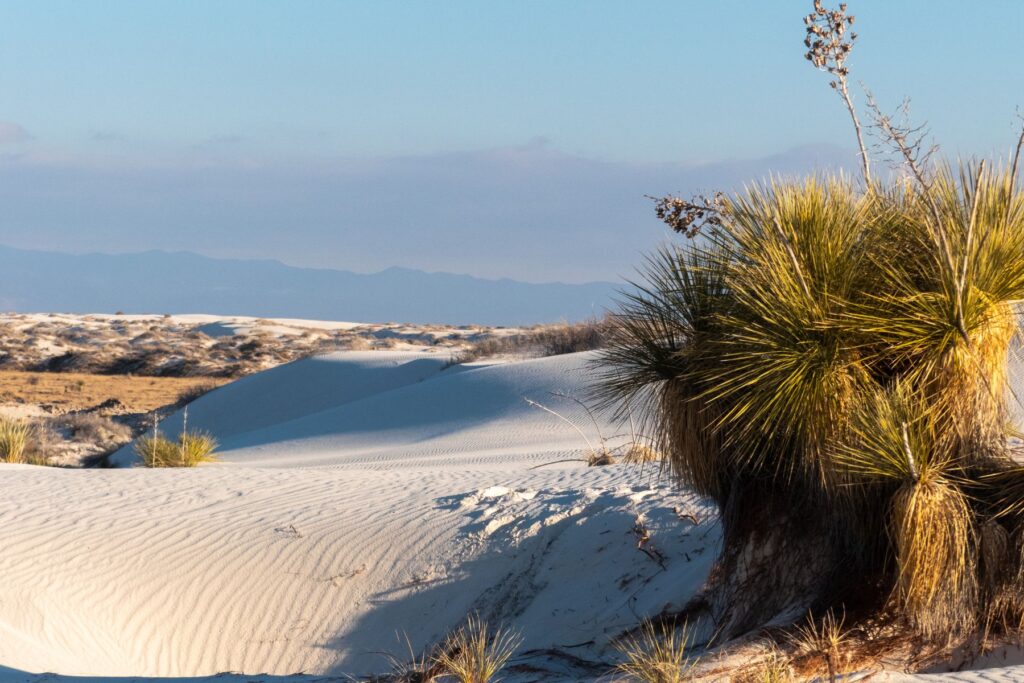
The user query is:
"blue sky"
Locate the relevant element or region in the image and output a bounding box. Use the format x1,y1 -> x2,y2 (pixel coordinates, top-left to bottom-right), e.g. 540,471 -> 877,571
0,1 -> 1021,282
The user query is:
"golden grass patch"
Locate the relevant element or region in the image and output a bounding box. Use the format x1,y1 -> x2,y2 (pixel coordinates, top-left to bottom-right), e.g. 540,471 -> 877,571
0,370 -> 228,413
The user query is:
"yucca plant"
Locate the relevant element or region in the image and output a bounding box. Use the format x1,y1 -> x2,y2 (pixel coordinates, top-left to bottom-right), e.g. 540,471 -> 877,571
701,177 -> 875,488
597,0 -> 1024,652
595,244 -> 732,502
850,165 -> 1024,463
598,168 -> 1024,642
835,384 -> 978,639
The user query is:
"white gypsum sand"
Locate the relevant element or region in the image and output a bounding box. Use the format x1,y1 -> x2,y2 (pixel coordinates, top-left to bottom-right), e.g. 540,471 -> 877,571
3,347 -> 1024,681
0,350 -> 716,681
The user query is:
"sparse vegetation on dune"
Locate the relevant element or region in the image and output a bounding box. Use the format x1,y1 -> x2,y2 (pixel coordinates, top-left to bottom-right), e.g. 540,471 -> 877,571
741,644 -> 793,683
55,412 -> 133,447
0,313 -> 525,380
381,633 -> 445,683
135,422 -> 218,468
0,416 -> 66,466
447,317 -> 612,366
433,616 -> 521,683
525,394 -> 662,468
175,381 -> 221,407
787,611 -> 851,683
0,416 -> 34,464
614,619 -> 698,683
597,0 -> 1024,661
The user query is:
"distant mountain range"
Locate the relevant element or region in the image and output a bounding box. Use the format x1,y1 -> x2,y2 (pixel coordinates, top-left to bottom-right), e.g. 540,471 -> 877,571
0,245 -> 621,325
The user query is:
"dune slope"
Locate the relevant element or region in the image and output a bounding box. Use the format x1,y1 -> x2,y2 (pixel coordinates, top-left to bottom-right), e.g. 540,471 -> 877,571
2,350 -> 715,681
8,347 -> 1023,682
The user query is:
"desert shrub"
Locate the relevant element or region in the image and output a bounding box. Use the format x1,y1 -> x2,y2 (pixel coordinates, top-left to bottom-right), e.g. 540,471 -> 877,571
614,619 -> 698,683
0,417 -> 53,465
136,429 -> 218,467
25,418 -> 62,465
0,417 -> 32,463
787,611 -> 850,683
533,318 -> 611,356
434,616 -> 520,683
447,318 -> 612,367
135,433 -> 179,467
595,0 -> 1024,649
56,413 -> 133,447
524,396 -> 620,467
342,335 -> 372,351
175,382 -> 220,406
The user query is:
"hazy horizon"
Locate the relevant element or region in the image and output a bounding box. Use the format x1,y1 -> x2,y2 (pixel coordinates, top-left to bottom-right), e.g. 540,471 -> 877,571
1,2 -> 1022,282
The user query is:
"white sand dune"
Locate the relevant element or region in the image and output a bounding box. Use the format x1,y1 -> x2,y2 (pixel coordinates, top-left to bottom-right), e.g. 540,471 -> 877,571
6,347 -> 1024,682
112,351 -> 456,456
113,352 -> 629,470
1,350 -> 717,681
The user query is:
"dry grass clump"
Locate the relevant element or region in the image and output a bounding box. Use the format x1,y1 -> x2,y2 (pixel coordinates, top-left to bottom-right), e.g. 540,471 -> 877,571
595,0 -> 1024,652
614,620 -> 698,683
135,433 -> 179,467
0,417 -> 34,463
892,478 -> 976,640
382,633 -> 445,683
136,429 -> 218,467
619,443 -> 663,465
56,412 -> 133,448
733,643 -> 793,683
787,611 -> 851,683
433,616 -> 521,683
749,644 -> 793,683
525,395 -> 660,468
0,417 -> 56,466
